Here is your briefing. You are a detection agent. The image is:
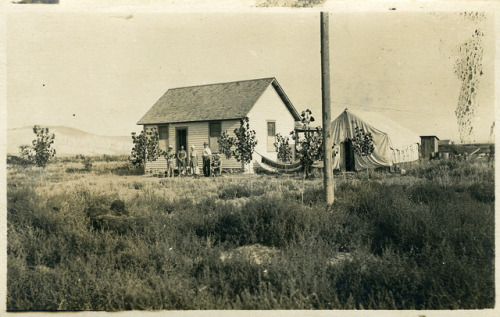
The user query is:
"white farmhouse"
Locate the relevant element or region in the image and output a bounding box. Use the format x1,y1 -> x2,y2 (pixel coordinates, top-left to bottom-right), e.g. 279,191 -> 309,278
137,77 -> 301,172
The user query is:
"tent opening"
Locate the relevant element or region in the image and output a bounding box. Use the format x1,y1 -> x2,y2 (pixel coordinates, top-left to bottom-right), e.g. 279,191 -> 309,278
341,139 -> 355,171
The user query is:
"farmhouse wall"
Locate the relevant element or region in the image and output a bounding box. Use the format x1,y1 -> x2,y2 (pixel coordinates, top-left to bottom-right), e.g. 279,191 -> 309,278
144,120 -> 242,171
246,85 -> 296,162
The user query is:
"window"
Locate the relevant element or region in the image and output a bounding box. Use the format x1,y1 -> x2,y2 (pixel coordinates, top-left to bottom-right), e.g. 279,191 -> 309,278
209,122 -> 222,153
158,125 -> 169,150
159,126 -> 168,140
267,121 -> 276,152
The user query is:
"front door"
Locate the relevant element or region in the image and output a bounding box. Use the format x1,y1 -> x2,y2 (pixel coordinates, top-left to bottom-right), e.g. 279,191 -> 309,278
176,128 -> 188,152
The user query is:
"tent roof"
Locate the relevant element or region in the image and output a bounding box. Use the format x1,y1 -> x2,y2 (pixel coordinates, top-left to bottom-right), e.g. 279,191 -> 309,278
332,108 -> 421,149
137,77 -> 301,125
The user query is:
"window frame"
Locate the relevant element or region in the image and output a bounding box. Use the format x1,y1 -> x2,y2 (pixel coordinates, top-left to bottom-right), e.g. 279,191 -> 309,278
158,125 -> 169,141
267,120 -> 276,152
209,121 -> 222,153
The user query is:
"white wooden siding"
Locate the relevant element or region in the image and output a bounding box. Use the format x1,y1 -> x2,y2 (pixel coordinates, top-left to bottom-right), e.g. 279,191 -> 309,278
145,120 -> 243,171
246,85 -> 296,162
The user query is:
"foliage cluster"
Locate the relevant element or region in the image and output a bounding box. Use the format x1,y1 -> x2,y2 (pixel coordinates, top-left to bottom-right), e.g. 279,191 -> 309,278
31,126 -> 57,168
351,126 -> 375,157
273,133 -> 293,163
218,117 -> 257,166
16,126 -> 57,168
291,109 -> 323,177
218,131 -> 236,159
130,128 -> 161,170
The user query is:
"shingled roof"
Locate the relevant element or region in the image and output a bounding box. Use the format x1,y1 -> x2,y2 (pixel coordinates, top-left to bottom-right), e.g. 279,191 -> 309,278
137,77 -> 300,125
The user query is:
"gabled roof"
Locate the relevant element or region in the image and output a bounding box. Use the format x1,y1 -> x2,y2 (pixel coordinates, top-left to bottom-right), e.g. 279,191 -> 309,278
331,108 -> 421,149
137,77 -> 300,125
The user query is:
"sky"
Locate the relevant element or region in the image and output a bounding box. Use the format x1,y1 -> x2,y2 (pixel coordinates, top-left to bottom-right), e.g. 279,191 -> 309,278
6,9 -> 495,142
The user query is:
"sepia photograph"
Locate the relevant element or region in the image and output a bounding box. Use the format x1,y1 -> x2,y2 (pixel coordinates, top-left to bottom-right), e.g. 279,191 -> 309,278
2,1 -> 496,313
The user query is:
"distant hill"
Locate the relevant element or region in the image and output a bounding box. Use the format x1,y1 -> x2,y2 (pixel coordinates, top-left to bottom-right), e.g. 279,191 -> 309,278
8,126 -> 132,156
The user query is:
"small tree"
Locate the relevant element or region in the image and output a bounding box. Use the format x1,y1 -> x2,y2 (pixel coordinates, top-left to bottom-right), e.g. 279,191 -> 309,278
274,133 -> 293,163
351,126 -> 375,177
130,128 -> 161,173
291,109 -> 323,178
352,126 -> 374,157
31,125 -> 56,168
218,131 -> 236,159
232,117 -> 257,173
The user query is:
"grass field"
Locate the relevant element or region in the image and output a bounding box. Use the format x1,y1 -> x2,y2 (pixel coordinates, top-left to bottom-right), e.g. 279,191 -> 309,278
6,157 -> 495,310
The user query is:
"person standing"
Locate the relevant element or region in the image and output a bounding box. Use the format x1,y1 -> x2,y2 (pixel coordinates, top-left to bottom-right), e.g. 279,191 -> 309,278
202,142 -> 212,177
177,145 -> 187,176
165,145 -> 175,177
189,145 -> 199,176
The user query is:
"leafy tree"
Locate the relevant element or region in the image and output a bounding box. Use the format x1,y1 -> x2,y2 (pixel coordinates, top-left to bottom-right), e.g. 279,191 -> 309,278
130,128 -> 161,173
274,133 -> 293,163
233,117 -> 258,173
218,131 -> 236,159
351,126 -> 375,177
291,109 -> 323,178
31,125 -> 56,168
352,126 -> 375,157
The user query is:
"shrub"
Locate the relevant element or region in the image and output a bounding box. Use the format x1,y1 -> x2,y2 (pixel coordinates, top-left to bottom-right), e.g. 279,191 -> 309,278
110,200 -> 127,216
7,154 -> 33,167
274,133 -> 293,163
31,126 -> 56,168
130,128 -> 161,172
291,109 -> 323,178
82,156 -> 93,172
232,117 -> 258,168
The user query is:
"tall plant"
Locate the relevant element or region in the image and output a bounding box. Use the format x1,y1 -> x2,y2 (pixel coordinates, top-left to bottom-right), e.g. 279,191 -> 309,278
31,125 -> 56,168
352,126 -> 374,157
130,128 -> 161,173
274,133 -> 293,163
233,117 -> 257,173
291,109 -> 323,178
218,131 -> 236,159
351,125 -> 375,177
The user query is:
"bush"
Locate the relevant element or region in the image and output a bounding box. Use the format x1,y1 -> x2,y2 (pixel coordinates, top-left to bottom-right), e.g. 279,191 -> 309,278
7,155 -> 34,167
82,157 -> 93,172
31,126 -> 56,168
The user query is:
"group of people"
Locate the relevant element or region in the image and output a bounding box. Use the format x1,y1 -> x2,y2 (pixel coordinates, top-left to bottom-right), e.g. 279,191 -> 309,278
163,142 -> 218,177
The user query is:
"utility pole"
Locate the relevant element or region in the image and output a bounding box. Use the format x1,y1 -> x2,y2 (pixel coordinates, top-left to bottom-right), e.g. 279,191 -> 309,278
321,12 -> 334,205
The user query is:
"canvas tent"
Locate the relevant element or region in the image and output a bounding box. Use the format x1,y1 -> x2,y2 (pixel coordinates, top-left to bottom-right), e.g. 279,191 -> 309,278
330,109 -> 420,171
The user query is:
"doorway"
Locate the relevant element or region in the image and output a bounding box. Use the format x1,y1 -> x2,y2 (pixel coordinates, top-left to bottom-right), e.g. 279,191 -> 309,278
176,128 -> 188,152
343,139 -> 355,171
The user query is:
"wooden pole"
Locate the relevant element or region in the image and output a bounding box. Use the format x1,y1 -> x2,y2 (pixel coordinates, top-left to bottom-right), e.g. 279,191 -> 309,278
321,12 -> 334,205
